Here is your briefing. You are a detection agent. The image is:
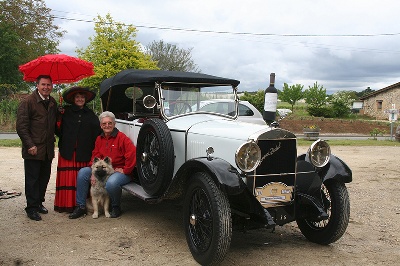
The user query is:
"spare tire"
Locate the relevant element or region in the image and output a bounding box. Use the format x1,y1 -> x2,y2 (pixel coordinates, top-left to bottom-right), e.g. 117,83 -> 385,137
136,118 -> 174,196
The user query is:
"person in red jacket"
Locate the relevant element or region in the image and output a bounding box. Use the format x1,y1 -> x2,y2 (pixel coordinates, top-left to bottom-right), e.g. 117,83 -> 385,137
69,111 -> 136,219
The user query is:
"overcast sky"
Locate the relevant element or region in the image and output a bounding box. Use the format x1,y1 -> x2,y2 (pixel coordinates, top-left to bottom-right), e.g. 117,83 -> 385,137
45,0 -> 400,93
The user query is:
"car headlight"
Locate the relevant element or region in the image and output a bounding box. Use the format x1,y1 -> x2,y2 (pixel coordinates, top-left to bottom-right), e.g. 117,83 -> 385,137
235,141 -> 261,172
308,139 -> 331,168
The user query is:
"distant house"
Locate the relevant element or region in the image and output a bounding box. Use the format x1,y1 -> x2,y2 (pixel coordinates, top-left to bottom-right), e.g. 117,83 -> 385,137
360,82 -> 400,120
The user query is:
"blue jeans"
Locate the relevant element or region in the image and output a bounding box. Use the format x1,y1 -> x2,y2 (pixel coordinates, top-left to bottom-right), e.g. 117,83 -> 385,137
76,167 -> 131,208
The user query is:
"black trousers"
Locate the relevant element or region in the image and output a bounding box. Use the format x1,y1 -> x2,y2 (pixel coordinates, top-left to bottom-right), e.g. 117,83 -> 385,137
24,158 -> 52,213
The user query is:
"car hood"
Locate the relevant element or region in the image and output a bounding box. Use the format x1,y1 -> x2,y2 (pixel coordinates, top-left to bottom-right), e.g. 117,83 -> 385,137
167,114 -> 269,140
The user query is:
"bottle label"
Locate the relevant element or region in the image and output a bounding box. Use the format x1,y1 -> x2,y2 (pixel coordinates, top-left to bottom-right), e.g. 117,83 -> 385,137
264,93 -> 277,112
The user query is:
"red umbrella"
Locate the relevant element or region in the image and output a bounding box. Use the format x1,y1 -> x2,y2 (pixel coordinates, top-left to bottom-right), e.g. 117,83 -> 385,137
19,54 -> 95,84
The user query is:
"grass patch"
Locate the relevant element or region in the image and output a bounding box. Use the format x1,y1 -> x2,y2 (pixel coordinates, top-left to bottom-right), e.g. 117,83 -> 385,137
278,101 -> 392,122
1,138 -> 398,148
0,138 -> 59,147
0,139 -> 21,147
297,138 -> 399,146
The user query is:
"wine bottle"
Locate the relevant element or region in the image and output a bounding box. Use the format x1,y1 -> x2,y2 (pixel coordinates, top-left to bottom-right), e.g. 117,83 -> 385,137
263,73 -> 278,124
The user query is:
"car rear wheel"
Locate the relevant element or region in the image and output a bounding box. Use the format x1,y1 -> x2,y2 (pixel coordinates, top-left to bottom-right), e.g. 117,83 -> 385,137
136,118 -> 174,196
296,179 -> 350,244
183,172 -> 232,265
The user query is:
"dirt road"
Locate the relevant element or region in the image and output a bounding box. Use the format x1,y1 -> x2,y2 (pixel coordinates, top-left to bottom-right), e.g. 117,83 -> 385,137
0,146 -> 399,265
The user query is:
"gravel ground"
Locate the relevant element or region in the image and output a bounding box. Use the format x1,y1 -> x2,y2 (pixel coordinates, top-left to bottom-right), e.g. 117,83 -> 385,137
0,146 -> 399,266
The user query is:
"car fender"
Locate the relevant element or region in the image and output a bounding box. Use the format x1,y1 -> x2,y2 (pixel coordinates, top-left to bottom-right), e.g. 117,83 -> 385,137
167,157 -> 247,198
295,154 -> 351,220
321,154 -> 352,183
297,154 -> 352,183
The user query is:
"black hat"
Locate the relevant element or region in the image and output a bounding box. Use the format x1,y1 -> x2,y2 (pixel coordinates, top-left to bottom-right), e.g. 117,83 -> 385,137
62,86 -> 96,105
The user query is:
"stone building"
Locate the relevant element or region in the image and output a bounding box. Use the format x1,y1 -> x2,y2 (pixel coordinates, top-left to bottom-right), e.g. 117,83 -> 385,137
360,82 -> 400,120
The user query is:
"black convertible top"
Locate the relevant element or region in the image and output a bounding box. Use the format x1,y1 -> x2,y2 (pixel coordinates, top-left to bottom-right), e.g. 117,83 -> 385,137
99,69 -> 240,113
100,69 -> 240,97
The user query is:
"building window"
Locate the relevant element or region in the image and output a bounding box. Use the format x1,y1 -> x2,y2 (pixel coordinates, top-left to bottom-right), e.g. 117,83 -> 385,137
376,100 -> 383,110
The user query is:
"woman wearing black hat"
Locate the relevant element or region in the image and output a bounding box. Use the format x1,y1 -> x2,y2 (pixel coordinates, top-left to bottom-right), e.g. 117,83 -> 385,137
54,86 -> 101,213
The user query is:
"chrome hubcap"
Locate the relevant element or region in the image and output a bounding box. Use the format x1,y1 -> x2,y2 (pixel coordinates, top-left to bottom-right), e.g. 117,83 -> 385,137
141,152 -> 147,162
189,214 -> 196,226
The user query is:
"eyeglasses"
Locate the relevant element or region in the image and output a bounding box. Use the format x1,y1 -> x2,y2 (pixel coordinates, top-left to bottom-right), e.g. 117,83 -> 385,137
101,122 -> 114,126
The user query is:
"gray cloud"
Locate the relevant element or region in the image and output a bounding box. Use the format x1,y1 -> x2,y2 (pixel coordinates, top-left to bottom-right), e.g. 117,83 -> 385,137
46,0 -> 400,93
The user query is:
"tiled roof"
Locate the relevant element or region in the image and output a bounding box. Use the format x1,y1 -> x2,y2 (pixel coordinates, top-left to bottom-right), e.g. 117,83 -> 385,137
360,82 -> 400,100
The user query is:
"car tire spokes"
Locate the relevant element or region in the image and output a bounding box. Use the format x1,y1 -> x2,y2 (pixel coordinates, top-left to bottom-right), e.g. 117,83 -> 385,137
142,130 -> 158,182
146,130 -> 159,177
296,180 -> 350,244
136,118 -> 174,196
189,188 -> 213,252
184,172 -> 232,265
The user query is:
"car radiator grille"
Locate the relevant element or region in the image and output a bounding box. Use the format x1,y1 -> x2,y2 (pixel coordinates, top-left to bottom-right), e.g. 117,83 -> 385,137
248,134 -> 297,208
256,138 -> 297,177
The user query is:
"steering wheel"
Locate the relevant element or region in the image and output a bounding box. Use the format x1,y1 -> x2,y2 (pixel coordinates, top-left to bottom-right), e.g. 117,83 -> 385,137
170,101 -> 192,115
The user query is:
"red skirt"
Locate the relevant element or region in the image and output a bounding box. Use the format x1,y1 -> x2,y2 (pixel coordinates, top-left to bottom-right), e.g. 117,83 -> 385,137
54,151 -> 89,213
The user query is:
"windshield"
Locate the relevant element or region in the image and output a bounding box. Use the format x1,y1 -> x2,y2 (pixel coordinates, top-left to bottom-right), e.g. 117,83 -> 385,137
160,85 -> 237,118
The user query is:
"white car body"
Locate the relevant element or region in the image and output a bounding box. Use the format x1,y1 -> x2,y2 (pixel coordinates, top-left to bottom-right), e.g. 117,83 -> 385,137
100,70 -> 352,266
116,114 -> 267,177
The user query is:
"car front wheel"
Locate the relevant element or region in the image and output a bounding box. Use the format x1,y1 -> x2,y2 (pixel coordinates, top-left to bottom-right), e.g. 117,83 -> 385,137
183,172 -> 232,265
296,179 -> 350,244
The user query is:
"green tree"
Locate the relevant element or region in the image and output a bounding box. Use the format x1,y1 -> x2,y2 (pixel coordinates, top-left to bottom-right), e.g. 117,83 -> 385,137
344,90 -> 359,100
146,40 -> 200,72
0,0 -> 64,64
330,90 -> 355,118
0,0 -> 64,91
239,90 -> 265,113
304,82 -> 330,117
76,13 -> 159,112
278,83 -> 304,112
0,16 -> 21,85
304,82 -> 327,108
357,87 -> 375,98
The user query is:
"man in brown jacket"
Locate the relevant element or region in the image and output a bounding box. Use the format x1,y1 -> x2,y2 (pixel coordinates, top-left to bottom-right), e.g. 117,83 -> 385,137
16,75 -> 58,221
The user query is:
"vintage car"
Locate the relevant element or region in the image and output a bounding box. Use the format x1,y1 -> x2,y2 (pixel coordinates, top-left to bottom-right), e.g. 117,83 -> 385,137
100,70 -> 352,265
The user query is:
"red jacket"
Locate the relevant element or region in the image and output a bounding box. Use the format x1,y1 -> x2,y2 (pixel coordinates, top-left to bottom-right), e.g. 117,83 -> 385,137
91,128 -> 136,175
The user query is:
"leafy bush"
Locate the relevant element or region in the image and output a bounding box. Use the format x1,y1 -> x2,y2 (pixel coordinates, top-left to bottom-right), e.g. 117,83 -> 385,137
330,91 -> 355,118
239,90 -> 265,113
370,128 -> 386,140
306,106 -> 334,117
304,82 -> 328,109
0,84 -> 18,100
0,98 -> 19,126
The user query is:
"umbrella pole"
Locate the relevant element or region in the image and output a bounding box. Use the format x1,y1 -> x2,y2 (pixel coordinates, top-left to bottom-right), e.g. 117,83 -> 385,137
56,91 -> 64,130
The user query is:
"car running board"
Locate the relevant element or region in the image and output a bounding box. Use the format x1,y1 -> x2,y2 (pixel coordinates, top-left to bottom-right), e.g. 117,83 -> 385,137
122,182 -> 160,203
